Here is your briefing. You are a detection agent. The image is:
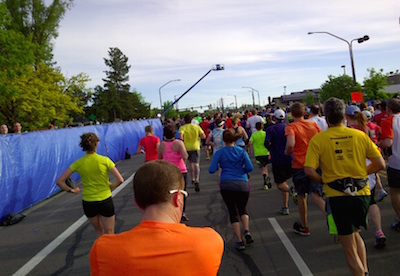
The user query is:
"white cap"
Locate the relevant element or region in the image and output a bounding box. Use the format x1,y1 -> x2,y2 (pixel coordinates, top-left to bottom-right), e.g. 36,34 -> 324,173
274,109 -> 285,119
362,110 -> 372,120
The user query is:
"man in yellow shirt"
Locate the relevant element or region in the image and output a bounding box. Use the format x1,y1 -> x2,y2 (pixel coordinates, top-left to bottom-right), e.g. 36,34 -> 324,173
179,114 -> 206,192
304,97 -> 385,276
90,160 -> 224,275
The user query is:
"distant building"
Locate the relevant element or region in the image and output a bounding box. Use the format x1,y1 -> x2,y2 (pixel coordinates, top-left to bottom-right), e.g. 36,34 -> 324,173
271,72 -> 400,106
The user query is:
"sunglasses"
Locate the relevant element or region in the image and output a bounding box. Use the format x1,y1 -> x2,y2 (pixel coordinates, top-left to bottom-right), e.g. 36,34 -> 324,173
169,189 -> 189,198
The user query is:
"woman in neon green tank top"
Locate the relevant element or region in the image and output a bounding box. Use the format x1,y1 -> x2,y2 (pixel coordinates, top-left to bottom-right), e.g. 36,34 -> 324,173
56,132 -> 124,237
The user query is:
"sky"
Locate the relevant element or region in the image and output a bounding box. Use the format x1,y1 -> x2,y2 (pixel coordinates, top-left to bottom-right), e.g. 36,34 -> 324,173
52,0 -> 400,112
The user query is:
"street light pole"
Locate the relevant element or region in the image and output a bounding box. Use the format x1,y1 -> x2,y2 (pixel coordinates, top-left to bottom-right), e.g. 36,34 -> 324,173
242,86 -> 260,108
159,79 -> 180,109
308,31 -> 369,85
161,64 -> 224,117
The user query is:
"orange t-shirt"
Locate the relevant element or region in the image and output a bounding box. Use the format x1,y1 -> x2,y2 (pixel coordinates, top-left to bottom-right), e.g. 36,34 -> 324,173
90,221 -> 224,276
285,120 -> 321,168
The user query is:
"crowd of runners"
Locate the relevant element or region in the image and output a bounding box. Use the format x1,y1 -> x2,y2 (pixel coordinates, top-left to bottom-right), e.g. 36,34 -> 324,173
58,97 -> 400,275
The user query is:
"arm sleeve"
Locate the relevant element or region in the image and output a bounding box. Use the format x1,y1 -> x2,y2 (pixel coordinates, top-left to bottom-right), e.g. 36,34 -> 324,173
208,151 -> 220,174
243,151 -> 254,173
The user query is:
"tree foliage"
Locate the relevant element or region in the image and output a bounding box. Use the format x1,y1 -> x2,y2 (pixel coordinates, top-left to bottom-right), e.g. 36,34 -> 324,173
3,0 -> 73,65
303,92 -> 317,106
363,68 -> 390,101
0,1 -> 90,130
319,74 -> 362,102
89,47 -> 150,122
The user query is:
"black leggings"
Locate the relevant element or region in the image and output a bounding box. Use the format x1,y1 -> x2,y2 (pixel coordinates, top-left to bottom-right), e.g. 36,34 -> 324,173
220,190 -> 249,223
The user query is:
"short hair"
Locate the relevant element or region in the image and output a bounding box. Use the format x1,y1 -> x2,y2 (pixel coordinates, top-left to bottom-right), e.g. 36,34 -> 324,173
133,160 -> 184,209
145,125 -> 153,133
323,97 -> 345,125
80,132 -> 99,153
291,102 -> 306,118
310,105 -> 320,115
387,98 -> 400,113
163,123 -> 175,139
184,114 -> 193,124
255,121 -> 263,130
223,128 -> 241,143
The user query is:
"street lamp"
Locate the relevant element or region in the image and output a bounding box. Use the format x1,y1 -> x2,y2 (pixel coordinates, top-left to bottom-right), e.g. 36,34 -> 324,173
227,94 -> 237,111
159,79 -> 180,109
161,64 -> 224,117
242,86 -> 260,108
341,65 -> 346,75
308,31 -> 369,85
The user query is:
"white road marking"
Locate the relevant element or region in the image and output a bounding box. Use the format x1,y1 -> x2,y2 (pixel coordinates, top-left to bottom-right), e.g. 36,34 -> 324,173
268,217 -> 313,276
12,173 -> 135,276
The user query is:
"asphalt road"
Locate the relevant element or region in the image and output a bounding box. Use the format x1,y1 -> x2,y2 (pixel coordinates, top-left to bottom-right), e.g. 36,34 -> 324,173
1,151 -> 400,276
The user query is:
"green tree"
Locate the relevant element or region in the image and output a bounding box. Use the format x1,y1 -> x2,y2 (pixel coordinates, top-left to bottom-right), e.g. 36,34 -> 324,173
103,47 -> 131,121
303,92 -> 317,106
3,0 -> 74,65
62,72 -> 92,119
363,68 -> 390,101
319,74 -> 362,102
1,62 -> 83,130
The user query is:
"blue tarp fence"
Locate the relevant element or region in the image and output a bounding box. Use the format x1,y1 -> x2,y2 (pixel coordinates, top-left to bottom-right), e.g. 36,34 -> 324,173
0,119 -> 162,221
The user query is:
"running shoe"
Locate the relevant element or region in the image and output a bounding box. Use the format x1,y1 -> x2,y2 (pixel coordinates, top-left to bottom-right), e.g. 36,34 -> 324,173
375,230 -> 386,249
244,231 -> 254,244
377,188 -> 388,202
391,222 -> 400,232
290,186 -> 298,205
280,207 -> 290,215
194,182 -> 200,192
206,156 -> 211,160
293,222 -> 310,236
266,176 -> 272,189
235,241 -> 246,251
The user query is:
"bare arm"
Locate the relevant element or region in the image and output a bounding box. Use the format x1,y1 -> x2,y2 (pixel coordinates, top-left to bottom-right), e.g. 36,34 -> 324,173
378,138 -> 393,149
366,156 -> 385,175
285,135 -> 295,155
136,143 -> 144,154
56,168 -> 81,194
158,142 -> 165,159
240,126 -> 248,141
304,167 -> 322,183
109,167 -> 124,189
177,141 -> 188,162
199,132 -> 206,139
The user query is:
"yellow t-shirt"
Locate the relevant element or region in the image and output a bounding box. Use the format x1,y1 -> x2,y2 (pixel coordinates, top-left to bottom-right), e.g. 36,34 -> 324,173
179,123 -> 204,151
69,153 -> 115,201
90,221 -> 224,276
305,126 -> 381,197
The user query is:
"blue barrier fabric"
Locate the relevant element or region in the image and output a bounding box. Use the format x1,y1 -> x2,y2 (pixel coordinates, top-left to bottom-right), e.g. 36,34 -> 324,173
0,119 -> 162,220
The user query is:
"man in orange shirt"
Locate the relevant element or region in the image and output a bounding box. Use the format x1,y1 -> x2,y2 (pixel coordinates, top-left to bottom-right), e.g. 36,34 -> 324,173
285,102 -> 326,236
90,160 -> 224,276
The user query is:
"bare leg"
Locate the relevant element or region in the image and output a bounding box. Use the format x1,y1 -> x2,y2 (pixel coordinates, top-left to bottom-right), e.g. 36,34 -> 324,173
369,204 -> 382,231
194,163 -> 200,182
232,222 -> 243,242
240,214 -> 250,232
277,182 -> 289,208
339,231 -> 367,276
87,215 -> 104,238
189,161 -> 195,181
298,194 -> 308,227
100,215 -> 115,234
311,192 -> 327,216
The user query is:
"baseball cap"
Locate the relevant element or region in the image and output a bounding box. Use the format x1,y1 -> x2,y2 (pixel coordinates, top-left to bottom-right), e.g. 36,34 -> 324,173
362,110 -> 372,120
274,109 -> 285,119
345,105 -> 360,115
